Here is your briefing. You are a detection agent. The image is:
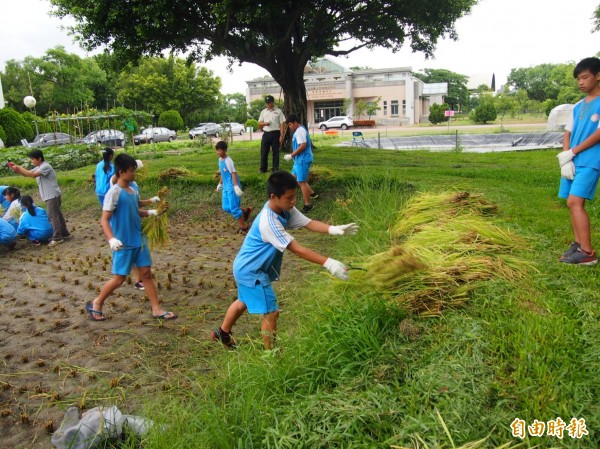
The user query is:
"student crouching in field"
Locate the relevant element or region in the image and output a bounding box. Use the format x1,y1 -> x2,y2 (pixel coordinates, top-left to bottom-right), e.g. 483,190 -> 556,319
17,195 -> 53,246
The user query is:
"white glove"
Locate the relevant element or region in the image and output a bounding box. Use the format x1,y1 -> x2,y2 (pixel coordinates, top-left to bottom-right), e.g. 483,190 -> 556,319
108,237 -> 123,251
216,183 -> 222,192
149,196 -> 160,203
557,149 -> 575,167
323,258 -> 349,280
284,154 -> 293,161
328,223 -> 359,236
135,159 -> 144,169
561,161 -> 575,180
147,210 -> 158,216
234,185 -> 243,197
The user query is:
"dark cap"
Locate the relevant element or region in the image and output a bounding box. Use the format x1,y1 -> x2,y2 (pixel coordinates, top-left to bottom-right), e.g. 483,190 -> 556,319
285,114 -> 300,124
265,95 -> 275,103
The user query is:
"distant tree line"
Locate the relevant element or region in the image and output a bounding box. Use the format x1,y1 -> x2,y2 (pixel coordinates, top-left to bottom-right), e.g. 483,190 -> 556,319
0,46 -> 249,128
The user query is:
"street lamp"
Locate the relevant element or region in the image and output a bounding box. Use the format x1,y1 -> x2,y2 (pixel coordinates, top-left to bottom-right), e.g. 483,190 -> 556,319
23,96 -> 39,135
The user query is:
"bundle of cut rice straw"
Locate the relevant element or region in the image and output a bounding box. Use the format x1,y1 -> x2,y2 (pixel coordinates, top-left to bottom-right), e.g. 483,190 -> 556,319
366,191 -> 532,315
142,187 -> 170,249
157,167 -> 192,182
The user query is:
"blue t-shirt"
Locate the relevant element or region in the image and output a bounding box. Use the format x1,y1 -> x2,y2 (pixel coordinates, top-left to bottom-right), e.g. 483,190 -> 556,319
218,156 -> 239,193
566,97 -> 600,169
103,183 -> 143,248
17,206 -> 53,241
0,186 -> 10,210
95,160 -> 115,196
0,217 -> 17,245
292,126 -> 313,164
233,201 -> 311,287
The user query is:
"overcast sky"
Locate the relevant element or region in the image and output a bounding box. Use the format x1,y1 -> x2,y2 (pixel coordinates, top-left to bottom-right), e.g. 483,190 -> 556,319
1,0 -> 599,94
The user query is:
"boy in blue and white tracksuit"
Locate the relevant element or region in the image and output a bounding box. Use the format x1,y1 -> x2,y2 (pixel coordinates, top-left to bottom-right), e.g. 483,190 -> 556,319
283,114 -> 318,213
215,140 -> 252,232
212,170 -> 359,349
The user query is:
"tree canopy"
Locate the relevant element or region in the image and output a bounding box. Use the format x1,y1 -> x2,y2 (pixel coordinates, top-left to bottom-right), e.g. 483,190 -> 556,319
50,0 -> 477,124
415,69 -> 469,111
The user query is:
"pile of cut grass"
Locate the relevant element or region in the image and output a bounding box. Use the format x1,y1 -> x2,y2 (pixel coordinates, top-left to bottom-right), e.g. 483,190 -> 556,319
367,191 -> 532,315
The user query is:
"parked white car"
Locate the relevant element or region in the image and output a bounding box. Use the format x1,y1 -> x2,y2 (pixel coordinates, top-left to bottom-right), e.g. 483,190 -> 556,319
189,122 -> 219,139
317,116 -> 354,130
218,122 -> 245,135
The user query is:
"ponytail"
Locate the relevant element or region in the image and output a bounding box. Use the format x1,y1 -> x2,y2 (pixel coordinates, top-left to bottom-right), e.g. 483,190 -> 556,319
102,147 -> 114,174
20,195 -> 36,217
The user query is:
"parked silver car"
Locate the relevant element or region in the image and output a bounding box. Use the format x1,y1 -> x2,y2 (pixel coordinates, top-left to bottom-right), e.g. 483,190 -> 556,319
133,127 -> 176,144
317,116 -> 354,130
218,122 -> 245,136
25,132 -> 76,148
189,122 -> 220,139
81,129 -> 125,147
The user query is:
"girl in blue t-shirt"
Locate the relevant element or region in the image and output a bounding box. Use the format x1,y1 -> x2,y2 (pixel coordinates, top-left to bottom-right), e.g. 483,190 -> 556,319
17,195 -> 53,245
95,147 -> 115,206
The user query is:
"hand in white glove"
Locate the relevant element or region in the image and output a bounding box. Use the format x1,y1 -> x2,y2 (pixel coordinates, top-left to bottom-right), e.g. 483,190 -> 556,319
561,161 -> 575,180
284,154 -> 293,161
323,258 -> 349,280
328,223 -> 359,236
234,185 -> 243,197
108,237 -> 123,251
147,210 -> 158,216
150,196 -> 160,203
215,183 -> 222,192
135,159 -> 144,169
557,149 -> 575,167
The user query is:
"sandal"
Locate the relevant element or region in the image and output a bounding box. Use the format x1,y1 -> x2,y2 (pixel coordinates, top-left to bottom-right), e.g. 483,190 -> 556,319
152,311 -> 177,320
85,301 -> 107,321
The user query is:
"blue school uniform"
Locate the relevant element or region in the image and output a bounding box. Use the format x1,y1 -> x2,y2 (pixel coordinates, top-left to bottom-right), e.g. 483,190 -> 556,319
218,156 -> 243,219
0,186 -> 10,210
95,160 -> 115,205
103,183 -> 151,275
0,218 -> 17,246
17,206 -> 53,242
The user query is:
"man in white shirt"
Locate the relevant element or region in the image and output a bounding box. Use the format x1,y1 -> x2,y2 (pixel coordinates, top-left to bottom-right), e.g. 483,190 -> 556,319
258,95 -> 286,173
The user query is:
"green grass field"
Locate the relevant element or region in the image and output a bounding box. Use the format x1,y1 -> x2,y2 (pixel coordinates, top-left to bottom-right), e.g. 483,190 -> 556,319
8,139 -> 597,448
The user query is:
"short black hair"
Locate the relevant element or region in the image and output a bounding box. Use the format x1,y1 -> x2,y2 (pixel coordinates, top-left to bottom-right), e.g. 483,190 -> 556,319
215,140 -> 228,150
574,57 -> 600,78
285,114 -> 300,124
2,186 -> 20,199
28,149 -> 44,161
114,153 -> 137,177
267,170 -> 298,198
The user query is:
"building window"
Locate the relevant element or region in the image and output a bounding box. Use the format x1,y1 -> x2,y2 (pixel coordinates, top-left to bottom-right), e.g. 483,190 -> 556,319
402,100 -> 406,116
391,100 -> 399,116
383,101 -> 387,116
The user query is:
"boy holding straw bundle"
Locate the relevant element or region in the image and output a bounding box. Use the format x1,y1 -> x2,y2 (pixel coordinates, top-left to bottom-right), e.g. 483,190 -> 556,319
211,170 -> 358,349
215,140 -> 253,233
85,153 -> 176,321
557,57 -> 600,265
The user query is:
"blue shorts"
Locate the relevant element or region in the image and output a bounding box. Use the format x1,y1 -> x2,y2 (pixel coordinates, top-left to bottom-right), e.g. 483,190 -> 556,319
558,166 -> 600,200
238,281 -> 278,314
222,190 -> 242,219
112,245 -> 152,276
292,161 -> 312,182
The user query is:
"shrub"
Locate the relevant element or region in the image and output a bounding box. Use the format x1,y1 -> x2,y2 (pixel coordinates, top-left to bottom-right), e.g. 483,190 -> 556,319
352,120 -> 375,127
245,119 -> 259,132
429,103 -> 450,125
21,112 -> 52,134
473,103 -> 497,124
0,125 -> 6,145
158,110 -> 185,131
0,107 -> 34,146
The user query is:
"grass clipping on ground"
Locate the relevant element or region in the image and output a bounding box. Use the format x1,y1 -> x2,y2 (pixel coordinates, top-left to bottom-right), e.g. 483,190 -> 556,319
142,186 -> 169,249
366,191 -> 532,315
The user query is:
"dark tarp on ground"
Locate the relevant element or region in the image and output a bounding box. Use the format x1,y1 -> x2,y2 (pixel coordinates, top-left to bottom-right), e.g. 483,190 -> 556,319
344,132 -> 564,151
